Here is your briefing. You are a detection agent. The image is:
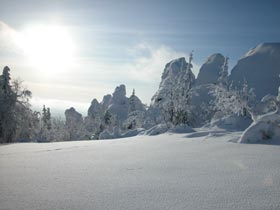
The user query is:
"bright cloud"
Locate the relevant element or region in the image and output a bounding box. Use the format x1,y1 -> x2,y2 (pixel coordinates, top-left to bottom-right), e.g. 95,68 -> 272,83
0,21 -> 202,114
123,43 -> 200,82
0,21 -> 22,55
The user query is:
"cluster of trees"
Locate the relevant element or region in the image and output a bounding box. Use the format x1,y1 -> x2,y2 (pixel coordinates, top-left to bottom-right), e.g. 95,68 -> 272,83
0,66 -> 81,143
0,66 -> 39,143
212,57 -> 256,120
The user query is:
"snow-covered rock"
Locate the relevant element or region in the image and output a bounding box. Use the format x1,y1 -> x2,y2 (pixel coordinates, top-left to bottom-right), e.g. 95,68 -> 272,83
101,94 -> 112,112
128,94 -> 146,112
239,111 -> 280,144
230,43 -> 280,100
151,57 -> 195,106
65,107 -> 88,140
107,84 -> 129,123
87,99 -> 103,119
187,84 -> 216,126
147,57 -> 195,126
85,99 -> 103,133
65,107 -> 83,125
196,53 -> 225,85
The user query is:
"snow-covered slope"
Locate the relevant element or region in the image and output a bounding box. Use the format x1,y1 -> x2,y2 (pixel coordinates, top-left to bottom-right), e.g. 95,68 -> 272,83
230,43 -> 280,100
196,53 -> 225,85
1,133 -> 280,210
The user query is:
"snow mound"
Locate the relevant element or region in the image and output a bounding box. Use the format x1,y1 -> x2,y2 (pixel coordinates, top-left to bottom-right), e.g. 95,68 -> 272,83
144,124 -> 195,136
196,53 -> 225,85
99,128 -> 145,139
121,128 -> 146,138
208,115 -> 252,131
144,124 -> 169,136
239,111 -> 280,144
168,124 -> 195,133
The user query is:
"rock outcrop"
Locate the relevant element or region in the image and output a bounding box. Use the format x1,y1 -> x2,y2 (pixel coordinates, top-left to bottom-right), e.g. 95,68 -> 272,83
230,43 -> 280,100
196,53 -> 225,85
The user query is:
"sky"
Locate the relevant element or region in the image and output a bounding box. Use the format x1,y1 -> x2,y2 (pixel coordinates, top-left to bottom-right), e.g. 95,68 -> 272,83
0,0 -> 280,116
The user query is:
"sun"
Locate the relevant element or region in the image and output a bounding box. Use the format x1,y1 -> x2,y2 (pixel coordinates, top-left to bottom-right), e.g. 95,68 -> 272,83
18,25 -> 75,72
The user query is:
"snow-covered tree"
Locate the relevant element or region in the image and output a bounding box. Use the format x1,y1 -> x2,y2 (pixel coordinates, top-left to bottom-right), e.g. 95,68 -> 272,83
41,105 -> 52,130
217,56 -> 229,89
165,51 -> 195,126
212,79 -> 255,119
0,67 -> 35,143
240,83 -> 280,144
126,89 -> 137,129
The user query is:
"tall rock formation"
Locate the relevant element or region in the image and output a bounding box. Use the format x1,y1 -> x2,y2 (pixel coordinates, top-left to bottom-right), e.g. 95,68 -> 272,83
147,57 -> 195,127
107,84 -> 129,123
230,43 -> 280,100
65,107 -> 88,140
151,57 -> 195,106
196,53 -> 225,85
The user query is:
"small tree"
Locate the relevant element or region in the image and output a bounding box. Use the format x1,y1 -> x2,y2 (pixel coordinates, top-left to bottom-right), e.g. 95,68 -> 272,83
170,51 -> 195,125
46,108 -> 52,130
218,56 -> 229,89
212,78 -> 255,119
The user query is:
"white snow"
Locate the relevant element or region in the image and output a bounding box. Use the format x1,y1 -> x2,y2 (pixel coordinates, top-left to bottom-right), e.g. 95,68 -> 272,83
196,53 -> 225,85
1,131 -> 280,210
230,43 -> 280,100
239,111 -> 280,144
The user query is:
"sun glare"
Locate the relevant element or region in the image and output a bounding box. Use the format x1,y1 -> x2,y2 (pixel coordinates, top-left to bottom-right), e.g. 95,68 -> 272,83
18,25 -> 75,72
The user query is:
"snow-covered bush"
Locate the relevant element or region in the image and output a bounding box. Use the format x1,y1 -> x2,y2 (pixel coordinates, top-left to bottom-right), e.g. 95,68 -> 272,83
239,84 -> 280,144
239,112 -> 280,144
208,114 -> 252,131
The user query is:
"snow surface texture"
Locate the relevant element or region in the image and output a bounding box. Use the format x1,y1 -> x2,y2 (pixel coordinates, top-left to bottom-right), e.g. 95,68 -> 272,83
230,43 -> 280,100
1,132 -> 280,210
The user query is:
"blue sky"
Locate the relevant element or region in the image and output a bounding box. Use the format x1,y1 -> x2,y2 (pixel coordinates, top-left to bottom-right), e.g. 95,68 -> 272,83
0,0 -> 280,115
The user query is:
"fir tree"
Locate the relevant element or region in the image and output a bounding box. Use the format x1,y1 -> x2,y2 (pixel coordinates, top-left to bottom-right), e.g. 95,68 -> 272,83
0,66 -> 33,143
46,107 -> 52,130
